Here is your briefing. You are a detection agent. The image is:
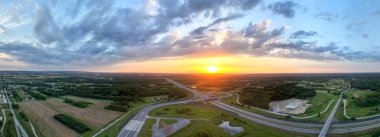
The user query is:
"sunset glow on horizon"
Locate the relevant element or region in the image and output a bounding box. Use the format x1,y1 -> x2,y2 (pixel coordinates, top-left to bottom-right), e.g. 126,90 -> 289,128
207,66 -> 220,73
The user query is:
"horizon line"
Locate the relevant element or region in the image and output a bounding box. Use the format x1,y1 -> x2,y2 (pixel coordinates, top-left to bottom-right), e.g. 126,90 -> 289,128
1,70 -> 380,75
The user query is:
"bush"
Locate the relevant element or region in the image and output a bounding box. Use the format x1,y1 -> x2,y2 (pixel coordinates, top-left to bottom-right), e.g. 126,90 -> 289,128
350,116 -> 356,120
63,98 -> 92,108
104,104 -> 128,112
12,104 -> 19,109
175,107 -> 193,115
198,130 -> 210,137
372,130 -> 380,137
19,111 -> 28,121
28,91 -> 46,100
53,114 -> 91,133
163,107 -> 170,111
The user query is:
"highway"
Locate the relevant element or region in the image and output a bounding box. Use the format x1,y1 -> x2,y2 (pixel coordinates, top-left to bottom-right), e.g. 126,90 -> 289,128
117,96 -> 208,137
118,79 -> 380,137
318,84 -> 350,137
117,79 -> 225,137
117,100 -> 191,137
169,79 -> 324,128
148,116 -> 190,137
169,80 -> 380,134
3,90 -> 29,137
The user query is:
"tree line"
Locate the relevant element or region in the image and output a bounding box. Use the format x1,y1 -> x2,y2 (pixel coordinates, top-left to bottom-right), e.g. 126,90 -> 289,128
240,83 -> 316,109
53,114 -> 91,133
63,98 -> 93,108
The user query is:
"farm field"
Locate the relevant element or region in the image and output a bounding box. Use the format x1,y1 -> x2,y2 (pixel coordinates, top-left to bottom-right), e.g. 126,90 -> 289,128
14,107 -> 45,137
19,101 -> 79,137
89,95 -> 170,137
43,96 -> 122,128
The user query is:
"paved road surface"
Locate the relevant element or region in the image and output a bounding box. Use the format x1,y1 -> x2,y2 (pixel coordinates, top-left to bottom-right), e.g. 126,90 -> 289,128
117,98 -> 204,137
170,80 -> 380,134
118,79 -> 380,137
318,84 -> 350,137
4,90 -> 29,137
117,79 -> 224,137
149,117 -> 190,137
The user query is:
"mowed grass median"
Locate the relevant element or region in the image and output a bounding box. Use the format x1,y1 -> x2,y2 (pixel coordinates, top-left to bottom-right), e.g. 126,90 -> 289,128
138,118 -> 157,137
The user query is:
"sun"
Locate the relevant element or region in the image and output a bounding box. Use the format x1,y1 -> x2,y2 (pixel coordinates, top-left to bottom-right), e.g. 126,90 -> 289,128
207,66 -> 219,73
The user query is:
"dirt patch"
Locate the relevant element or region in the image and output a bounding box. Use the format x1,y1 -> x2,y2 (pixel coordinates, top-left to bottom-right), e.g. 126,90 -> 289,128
352,93 -> 361,99
269,98 -> 311,115
19,101 -> 79,137
44,97 -> 121,128
316,90 -> 328,93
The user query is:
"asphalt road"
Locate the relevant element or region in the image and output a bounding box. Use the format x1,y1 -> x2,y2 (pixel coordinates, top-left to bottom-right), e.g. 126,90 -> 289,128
318,84 -> 350,137
118,79 -> 380,137
169,80 -> 380,135
149,116 -> 190,137
117,98 -> 205,137
117,78 -> 223,137
4,90 -> 29,137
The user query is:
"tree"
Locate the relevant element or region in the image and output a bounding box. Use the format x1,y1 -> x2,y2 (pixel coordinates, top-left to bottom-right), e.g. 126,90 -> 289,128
198,130 -> 210,137
350,116 -> 356,120
285,115 -> 292,119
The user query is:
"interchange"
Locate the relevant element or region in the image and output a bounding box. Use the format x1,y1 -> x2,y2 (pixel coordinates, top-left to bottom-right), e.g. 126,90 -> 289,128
117,79 -> 380,137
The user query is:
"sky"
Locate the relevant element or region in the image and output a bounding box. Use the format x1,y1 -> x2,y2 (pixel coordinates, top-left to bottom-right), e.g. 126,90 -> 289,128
0,0 -> 380,73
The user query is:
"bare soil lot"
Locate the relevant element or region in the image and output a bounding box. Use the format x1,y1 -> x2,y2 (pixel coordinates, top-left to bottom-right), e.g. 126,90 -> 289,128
44,96 -> 121,128
19,101 -> 79,137
269,98 -> 311,115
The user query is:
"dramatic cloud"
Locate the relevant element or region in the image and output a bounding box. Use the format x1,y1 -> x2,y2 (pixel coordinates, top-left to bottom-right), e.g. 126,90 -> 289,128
0,0 -> 262,66
291,31 -> 317,38
191,13 -> 244,36
267,1 -> 299,18
0,0 -> 379,69
314,12 -> 339,22
168,21 -> 378,61
0,3 -> 24,34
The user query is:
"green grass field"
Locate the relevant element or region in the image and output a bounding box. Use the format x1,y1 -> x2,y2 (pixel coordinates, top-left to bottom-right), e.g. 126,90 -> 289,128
138,118 -> 156,137
335,102 -> 348,122
221,93 -> 286,119
2,110 -> 17,137
150,103 -> 308,137
303,92 -> 336,115
293,92 -> 338,122
345,90 -> 380,118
